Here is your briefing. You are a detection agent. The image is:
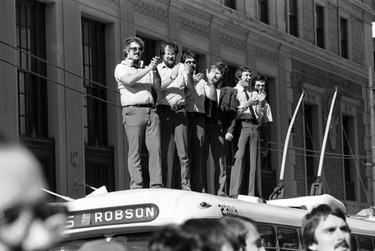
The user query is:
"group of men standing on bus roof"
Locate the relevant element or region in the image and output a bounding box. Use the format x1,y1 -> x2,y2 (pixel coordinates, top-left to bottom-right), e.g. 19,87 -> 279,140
114,36 -> 273,197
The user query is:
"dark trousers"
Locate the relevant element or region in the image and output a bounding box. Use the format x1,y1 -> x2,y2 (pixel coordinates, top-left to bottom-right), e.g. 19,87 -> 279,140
203,121 -> 227,196
157,107 -> 190,188
187,112 -> 205,192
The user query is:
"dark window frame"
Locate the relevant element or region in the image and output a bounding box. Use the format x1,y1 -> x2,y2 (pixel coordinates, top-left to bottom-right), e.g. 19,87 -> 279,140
16,0 -> 48,137
288,0 -> 298,37
81,18 -> 108,146
259,0 -> 269,24
315,5 -> 325,49
340,17 -> 349,59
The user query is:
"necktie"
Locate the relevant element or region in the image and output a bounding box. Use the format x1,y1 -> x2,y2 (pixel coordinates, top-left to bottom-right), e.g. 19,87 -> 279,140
244,89 -> 250,101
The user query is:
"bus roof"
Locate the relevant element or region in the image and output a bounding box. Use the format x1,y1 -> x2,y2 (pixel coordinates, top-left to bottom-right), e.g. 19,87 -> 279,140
64,189 -> 305,239
266,194 -> 346,213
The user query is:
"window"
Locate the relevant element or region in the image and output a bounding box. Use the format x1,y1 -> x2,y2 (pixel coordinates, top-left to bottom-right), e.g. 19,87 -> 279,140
223,0 -> 236,10
342,115 -> 355,200
16,0 -> 48,137
304,105 -> 318,191
81,18 -> 108,146
358,237 -> 373,251
258,225 -> 276,251
288,0 -> 298,37
224,63 -> 237,88
315,5 -> 325,48
259,0 -> 269,24
340,18 -> 348,59
138,35 -> 157,65
277,227 -> 299,250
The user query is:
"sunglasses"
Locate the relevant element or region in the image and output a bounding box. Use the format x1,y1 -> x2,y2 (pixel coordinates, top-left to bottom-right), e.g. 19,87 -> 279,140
129,47 -> 143,52
185,60 -> 197,64
0,203 -> 67,226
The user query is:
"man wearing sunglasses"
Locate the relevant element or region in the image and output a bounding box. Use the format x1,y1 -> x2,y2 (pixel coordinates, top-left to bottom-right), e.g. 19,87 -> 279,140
0,135 -> 67,251
183,50 -> 216,192
114,36 -> 163,189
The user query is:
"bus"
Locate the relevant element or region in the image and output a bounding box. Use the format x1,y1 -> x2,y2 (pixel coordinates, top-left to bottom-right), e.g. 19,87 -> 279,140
53,188 -> 375,251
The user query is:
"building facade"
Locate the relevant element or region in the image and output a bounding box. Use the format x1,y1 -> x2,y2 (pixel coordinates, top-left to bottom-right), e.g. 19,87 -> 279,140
0,0 -> 374,212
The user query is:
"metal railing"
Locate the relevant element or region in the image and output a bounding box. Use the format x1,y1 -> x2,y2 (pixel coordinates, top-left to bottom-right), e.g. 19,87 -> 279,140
21,136 -> 56,191
85,145 -> 115,193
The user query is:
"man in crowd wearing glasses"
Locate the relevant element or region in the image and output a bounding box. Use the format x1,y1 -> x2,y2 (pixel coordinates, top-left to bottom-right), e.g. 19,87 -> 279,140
155,41 -> 194,190
183,51 -> 216,192
114,36 -> 163,189
0,134 -> 67,251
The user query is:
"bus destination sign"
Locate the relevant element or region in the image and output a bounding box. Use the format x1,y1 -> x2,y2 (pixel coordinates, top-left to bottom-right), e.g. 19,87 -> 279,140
66,203 -> 159,229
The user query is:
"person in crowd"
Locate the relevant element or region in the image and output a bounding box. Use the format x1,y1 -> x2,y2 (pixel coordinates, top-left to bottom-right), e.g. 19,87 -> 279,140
78,240 -> 127,251
181,218 -> 241,251
229,71 -> 272,197
0,134 -> 67,251
301,204 -> 351,251
221,215 -> 265,251
203,62 -> 237,196
183,50 -> 216,192
149,224 -> 201,251
114,36 -> 163,189
156,41 -> 194,190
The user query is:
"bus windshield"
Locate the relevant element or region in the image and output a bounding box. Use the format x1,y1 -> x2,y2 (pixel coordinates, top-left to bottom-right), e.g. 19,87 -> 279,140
52,232 -> 154,251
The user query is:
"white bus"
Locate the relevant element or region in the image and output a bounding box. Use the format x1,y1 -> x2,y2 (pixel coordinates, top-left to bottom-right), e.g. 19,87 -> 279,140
53,189 -> 375,251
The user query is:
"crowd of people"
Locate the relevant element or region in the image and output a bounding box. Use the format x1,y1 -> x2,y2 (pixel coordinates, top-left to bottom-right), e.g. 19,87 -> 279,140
114,36 -> 273,197
147,202 -> 351,251
0,131 -> 351,251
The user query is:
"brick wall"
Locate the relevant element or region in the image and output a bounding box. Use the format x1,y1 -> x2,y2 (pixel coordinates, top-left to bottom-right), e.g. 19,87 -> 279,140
351,17 -> 365,66
290,59 -> 367,201
328,3 -> 339,55
302,0 -> 315,44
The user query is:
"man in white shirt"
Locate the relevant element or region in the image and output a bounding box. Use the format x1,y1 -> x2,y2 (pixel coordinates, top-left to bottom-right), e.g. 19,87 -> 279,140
230,69 -> 273,197
156,41 -> 194,190
114,36 -> 163,189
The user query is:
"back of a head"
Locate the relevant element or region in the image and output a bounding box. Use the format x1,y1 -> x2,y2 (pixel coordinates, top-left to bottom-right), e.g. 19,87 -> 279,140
182,218 -> 240,251
0,138 -> 46,209
221,215 -> 258,248
79,240 -> 127,251
149,224 -> 201,251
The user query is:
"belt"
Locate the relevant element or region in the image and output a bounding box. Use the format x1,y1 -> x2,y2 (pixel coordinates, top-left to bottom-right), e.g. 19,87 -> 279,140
239,118 -> 258,124
123,104 -> 154,108
157,104 -> 185,111
187,112 -> 205,118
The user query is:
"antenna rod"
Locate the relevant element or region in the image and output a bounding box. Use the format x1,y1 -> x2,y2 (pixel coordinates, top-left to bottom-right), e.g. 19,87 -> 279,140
42,188 -> 74,202
317,87 -> 338,177
279,89 -> 306,180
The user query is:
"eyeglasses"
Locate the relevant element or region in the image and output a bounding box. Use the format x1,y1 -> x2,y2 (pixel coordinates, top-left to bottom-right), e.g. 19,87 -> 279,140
129,47 -> 143,52
185,60 -> 197,64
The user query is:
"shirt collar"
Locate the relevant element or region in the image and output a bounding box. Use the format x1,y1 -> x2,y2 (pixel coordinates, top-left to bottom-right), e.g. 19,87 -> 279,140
235,84 -> 246,92
122,59 -> 142,68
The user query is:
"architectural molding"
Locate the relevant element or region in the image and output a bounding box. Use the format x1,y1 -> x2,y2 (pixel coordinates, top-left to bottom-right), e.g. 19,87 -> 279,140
219,32 -> 246,51
178,16 -> 209,38
255,46 -> 278,64
132,0 -> 167,23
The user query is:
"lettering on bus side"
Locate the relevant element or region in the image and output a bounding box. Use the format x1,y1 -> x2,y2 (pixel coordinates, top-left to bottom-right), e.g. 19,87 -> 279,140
66,203 -> 159,229
218,204 -> 238,216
